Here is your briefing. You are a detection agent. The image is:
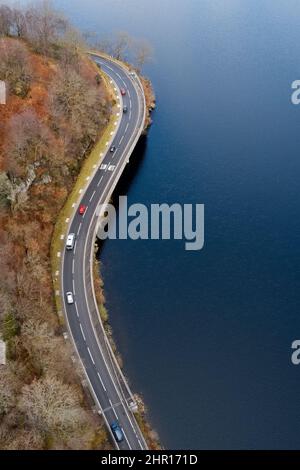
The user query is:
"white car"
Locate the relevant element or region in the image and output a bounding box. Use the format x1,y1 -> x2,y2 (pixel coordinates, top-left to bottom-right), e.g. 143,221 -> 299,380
66,233 -> 75,250
66,292 -> 74,304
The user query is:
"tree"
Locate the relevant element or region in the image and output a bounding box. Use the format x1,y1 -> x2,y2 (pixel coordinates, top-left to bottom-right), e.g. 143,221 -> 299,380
0,172 -> 12,207
19,375 -> 87,436
24,1 -> 67,55
0,5 -> 13,37
6,109 -> 51,178
112,31 -> 132,60
133,38 -> 153,71
0,38 -> 31,97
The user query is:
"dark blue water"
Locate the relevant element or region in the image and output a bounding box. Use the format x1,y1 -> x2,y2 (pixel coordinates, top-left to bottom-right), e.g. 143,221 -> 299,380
54,0 -> 300,449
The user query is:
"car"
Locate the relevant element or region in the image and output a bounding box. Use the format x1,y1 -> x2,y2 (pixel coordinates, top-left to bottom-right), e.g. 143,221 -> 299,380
120,88 -> 126,96
123,106 -> 128,113
66,233 -> 75,250
66,292 -> 74,305
79,204 -> 86,215
110,145 -> 116,153
110,422 -> 124,443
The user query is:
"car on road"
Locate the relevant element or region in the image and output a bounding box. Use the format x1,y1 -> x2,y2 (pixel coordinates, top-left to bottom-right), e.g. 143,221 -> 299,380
78,204 -> 87,215
110,145 -> 116,153
123,106 -> 128,113
120,88 -> 126,96
110,422 -> 124,443
66,233 -> 75,250
66,292 -> 74,305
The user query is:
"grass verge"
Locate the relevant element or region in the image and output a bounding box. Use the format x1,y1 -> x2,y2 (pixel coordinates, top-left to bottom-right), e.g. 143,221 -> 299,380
50,62 -> 118,324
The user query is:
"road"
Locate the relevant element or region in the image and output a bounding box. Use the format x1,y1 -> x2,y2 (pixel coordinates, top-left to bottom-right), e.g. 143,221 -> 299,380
61,54 -> 147,450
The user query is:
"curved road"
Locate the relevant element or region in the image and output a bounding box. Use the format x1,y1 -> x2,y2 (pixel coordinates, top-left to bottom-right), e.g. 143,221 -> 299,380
61,54 -> 147,450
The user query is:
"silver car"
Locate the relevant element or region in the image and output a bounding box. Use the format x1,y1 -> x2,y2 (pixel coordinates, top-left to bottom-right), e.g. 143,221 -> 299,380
66,292 -> 74,304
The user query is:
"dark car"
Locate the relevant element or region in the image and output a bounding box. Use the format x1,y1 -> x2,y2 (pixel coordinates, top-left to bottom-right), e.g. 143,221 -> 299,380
110,422 -> 124,443
123,106 -> 128,113
110,145 -> 116,153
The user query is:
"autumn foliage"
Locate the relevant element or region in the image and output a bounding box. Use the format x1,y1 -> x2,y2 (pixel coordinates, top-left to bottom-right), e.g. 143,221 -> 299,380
0,2 -> 112,449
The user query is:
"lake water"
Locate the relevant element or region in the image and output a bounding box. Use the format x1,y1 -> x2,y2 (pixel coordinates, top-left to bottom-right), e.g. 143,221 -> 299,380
53,0 -> 300,449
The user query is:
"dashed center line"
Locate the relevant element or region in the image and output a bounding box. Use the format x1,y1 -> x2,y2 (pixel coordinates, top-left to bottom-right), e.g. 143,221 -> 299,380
109,399 -> 119,420
89,190 -> 96,202
74,302 -> 79,318
87,347 -> 95,365
79,323 -> 86,341
97,176 -> 104,187
97,372 -> 107,392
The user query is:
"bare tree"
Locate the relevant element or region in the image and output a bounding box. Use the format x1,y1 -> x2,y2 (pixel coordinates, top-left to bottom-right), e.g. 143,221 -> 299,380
19,375 -> 87,436
0,38 -> 31,97
6,109 -> 51,177
112,31 -> 132,60
0,5 -> 13,37
133,38 -> 153,71
25,0 -> 67,55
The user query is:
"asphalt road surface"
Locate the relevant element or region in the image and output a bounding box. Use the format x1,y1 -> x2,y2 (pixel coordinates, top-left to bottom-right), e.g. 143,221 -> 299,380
61,54 -> 147,450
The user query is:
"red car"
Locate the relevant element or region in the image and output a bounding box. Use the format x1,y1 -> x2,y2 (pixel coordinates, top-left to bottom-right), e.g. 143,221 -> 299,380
120,88 -> 126,96
79,204 -> 87,215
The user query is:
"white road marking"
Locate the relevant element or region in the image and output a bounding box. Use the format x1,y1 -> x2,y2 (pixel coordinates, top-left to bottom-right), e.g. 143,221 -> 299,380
108,165 -> 115,172
122,429 -> 132,450
138,439 -> 143,449
97,372 -> 107,392
72,259 -> 75,275
73,241 -> 77,255
87,347 -> 95,365
127,89 -> 131,99
129,110 -> 132,120
89,190 -> 96,202
77,222 -> 82,235
79,323 -> 86,341
97,176 -> 103,187
100,164 -> 108,170
109,399 -> 118,420
125,123 -> 129,133
74,302 -> 79,318
119,135 -> 124,145
72,278 -> 76,295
